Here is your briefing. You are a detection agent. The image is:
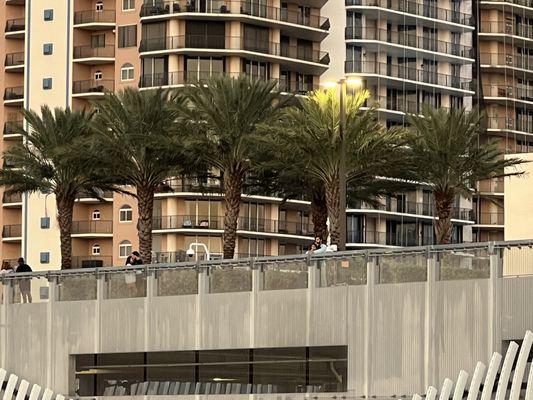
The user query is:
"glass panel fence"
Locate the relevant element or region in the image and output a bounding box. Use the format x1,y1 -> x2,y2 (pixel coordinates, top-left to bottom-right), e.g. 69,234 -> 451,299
503,247 -> 533,276
317,255 -> 367,287
107,269 -> 147,299
11,276 -> 50,304
439,248 -> 490,280
209,265 -> 252,293
378,253 -> 427,284
157,267 -> 198,296
261,259 -> 308,290
58,274 -> 97,301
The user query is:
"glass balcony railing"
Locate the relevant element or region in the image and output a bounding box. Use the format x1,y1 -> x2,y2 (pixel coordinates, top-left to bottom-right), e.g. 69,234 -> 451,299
351,200 -> 472,220
139,35 -> 329,64
345,61 -> 474,90
344,27 -> 473,58
345,0 -> 471,25
140,0 -> 330,31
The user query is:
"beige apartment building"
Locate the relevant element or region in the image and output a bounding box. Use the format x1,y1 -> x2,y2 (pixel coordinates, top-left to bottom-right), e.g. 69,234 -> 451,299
0,0 -> 330,269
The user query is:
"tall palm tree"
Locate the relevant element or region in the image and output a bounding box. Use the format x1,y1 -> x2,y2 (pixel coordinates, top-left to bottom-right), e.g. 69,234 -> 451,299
407,107 -> 524,244
183,75 -> 287,259
274,89 -> 407,247
93,88 -> 188,263
0,106 -> 111,269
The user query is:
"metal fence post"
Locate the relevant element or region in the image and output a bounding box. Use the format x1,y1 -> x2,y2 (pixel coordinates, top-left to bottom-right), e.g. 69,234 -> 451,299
425,249 -> 438,390
365,253 -> 377,397
489,243 -> 503,357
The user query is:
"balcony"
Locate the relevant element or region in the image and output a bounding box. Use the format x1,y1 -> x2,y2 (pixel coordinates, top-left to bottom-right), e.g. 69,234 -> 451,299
479,53 -> 533,73
4,86 -> 24,106
140,1 -> 329,39
5,18 -> 24,38
3,118 -> 23,139
347,230 -> 420,246
153,215 -> 224,230
73,45 -> 115,64
345,27 -> 474,60
478,178 -> 504,194
73,10 -> 116,29
480,20 -> 533,42
473,212 -> 504,226
482,83 -> 533,104
5,0 -> 25,4
75,190 -> 114,202
71,220 -> 113,236
5,52 -> 24,72
72,255 -> 113,268
345,61 -> 474,92
2,224 -> 21,240
72,79 -> 114,98
2,192 -> 22,207
364,94 -> 451,115
139,35 -> 329,68
351,200 -> 472,221
345,0 -> 472,27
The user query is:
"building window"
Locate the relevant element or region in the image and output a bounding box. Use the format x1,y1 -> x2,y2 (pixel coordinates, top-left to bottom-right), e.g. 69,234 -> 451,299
120,63 -> 134,81
44,9 -> 54,21
119,240 -> 132,258
43,43 -> 53,55
122,0 -> 135,10
42,78 -> 52,90
94,70 -> 103,80
40,252 -> 50,264
92,209 -> 101,220
92,244 -> 101,256
119,205 -> 133,222
95,1 -> 104,11
40,217 -> 50,229
118,25 -> 137,48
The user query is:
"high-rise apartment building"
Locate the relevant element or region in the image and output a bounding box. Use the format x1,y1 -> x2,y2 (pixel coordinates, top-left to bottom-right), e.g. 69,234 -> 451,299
322,0 -> 477,247
0,0 -> 331,269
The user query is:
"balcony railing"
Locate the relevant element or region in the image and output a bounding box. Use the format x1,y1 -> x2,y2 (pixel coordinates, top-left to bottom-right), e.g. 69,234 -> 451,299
352,200 -> 472,220
5,52 -> 24,67
73,79 -> 114,94
3,119 -> 22,135
139,35 -> 329,64
72,255 -> 113,268
345,61 -> 473,90
2,192 -> 22,203
348,230 -> 420,246
4,87 -> 23,100
479,52 -> 533,70
473,212 -> 504,225
75,190 -> 114,199
73,45 -> 115,59
5,18 -> 25,32
140,0 -> 330,30
152,215 -> 314,236
2,224 -> 21,238
480,20 -> 533,41
345,0 -> 471,25
363,94 -> 451,114
482,83 -> 533,102
344,27 -> 473,58
481,0 -> 533,6
71,220 -> 113,234
478,178 -> 504,193
484,116 -> 533,134
74,10 -> 116,24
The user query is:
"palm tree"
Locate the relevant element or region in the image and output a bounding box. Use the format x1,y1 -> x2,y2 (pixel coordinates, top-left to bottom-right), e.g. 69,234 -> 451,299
0,106 -> 111,269
93,88 -> 188,263
183,75 -> 287,259
407,107 -> 524,244
274,89 -> 407,247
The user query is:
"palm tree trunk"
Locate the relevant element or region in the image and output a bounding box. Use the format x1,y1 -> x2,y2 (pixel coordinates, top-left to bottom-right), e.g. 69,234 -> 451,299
137,185 -> 155,264
223,169 -> 244,259
324,178 -> 341,247
56,195 -> 75,269
311,189 -> 328,241
434,189 -> 455,245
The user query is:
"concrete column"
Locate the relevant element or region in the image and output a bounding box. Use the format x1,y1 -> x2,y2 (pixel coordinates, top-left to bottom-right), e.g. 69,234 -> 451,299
95,272 -> 105,355
0,280 -> 13,369
145,267 -> 155,351
46,276 -> 58,389
489,245 -> 503,357
425,252 -> 438,390
364,255 -> 378,397
251,262 -> 260,348
196,266 -> 209,349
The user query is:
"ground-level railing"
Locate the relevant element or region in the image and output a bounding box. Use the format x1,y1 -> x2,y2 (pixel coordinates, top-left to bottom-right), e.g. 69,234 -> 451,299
1,240 -> 532,304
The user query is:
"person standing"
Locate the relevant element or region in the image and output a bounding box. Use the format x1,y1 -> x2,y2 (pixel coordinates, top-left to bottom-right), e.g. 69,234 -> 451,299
0,261 -> 14,303
16,257 -> 32,303
124,251 -> 143,297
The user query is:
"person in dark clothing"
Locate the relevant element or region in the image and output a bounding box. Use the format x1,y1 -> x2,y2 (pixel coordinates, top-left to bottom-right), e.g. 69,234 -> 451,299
125,251 -> 143,297
16,257 -> 32,303
125,251 -> 143,266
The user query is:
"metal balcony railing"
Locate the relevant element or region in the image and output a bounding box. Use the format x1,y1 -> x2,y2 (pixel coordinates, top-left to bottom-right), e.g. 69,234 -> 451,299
480,20 -> 533,41
482,83 -> 533,102
2,224 -> 21,238
478,178 -> 505,193
479,52 -> 533,70
71,220 -> 113,234
4,86 -> 24,100
74,10 -> 116,24
351,200 -> 472,221
139,0 -> 330,30
75,190 -> 114,199
2,192 -> 22,203
345,61 -> 473,90
72,79 -> 114,94
3,119 -> 23,135
473,212 -> 504,225
345,0 -> 471,25
5,18 -> 25,32
72,255 -> 113,268
344,27 -> 473,58
73,45 -> 115,59
4,52 -> 24,67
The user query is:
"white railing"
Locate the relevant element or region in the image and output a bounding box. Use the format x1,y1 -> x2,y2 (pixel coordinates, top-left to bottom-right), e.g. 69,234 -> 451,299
0,368 -> 68,400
